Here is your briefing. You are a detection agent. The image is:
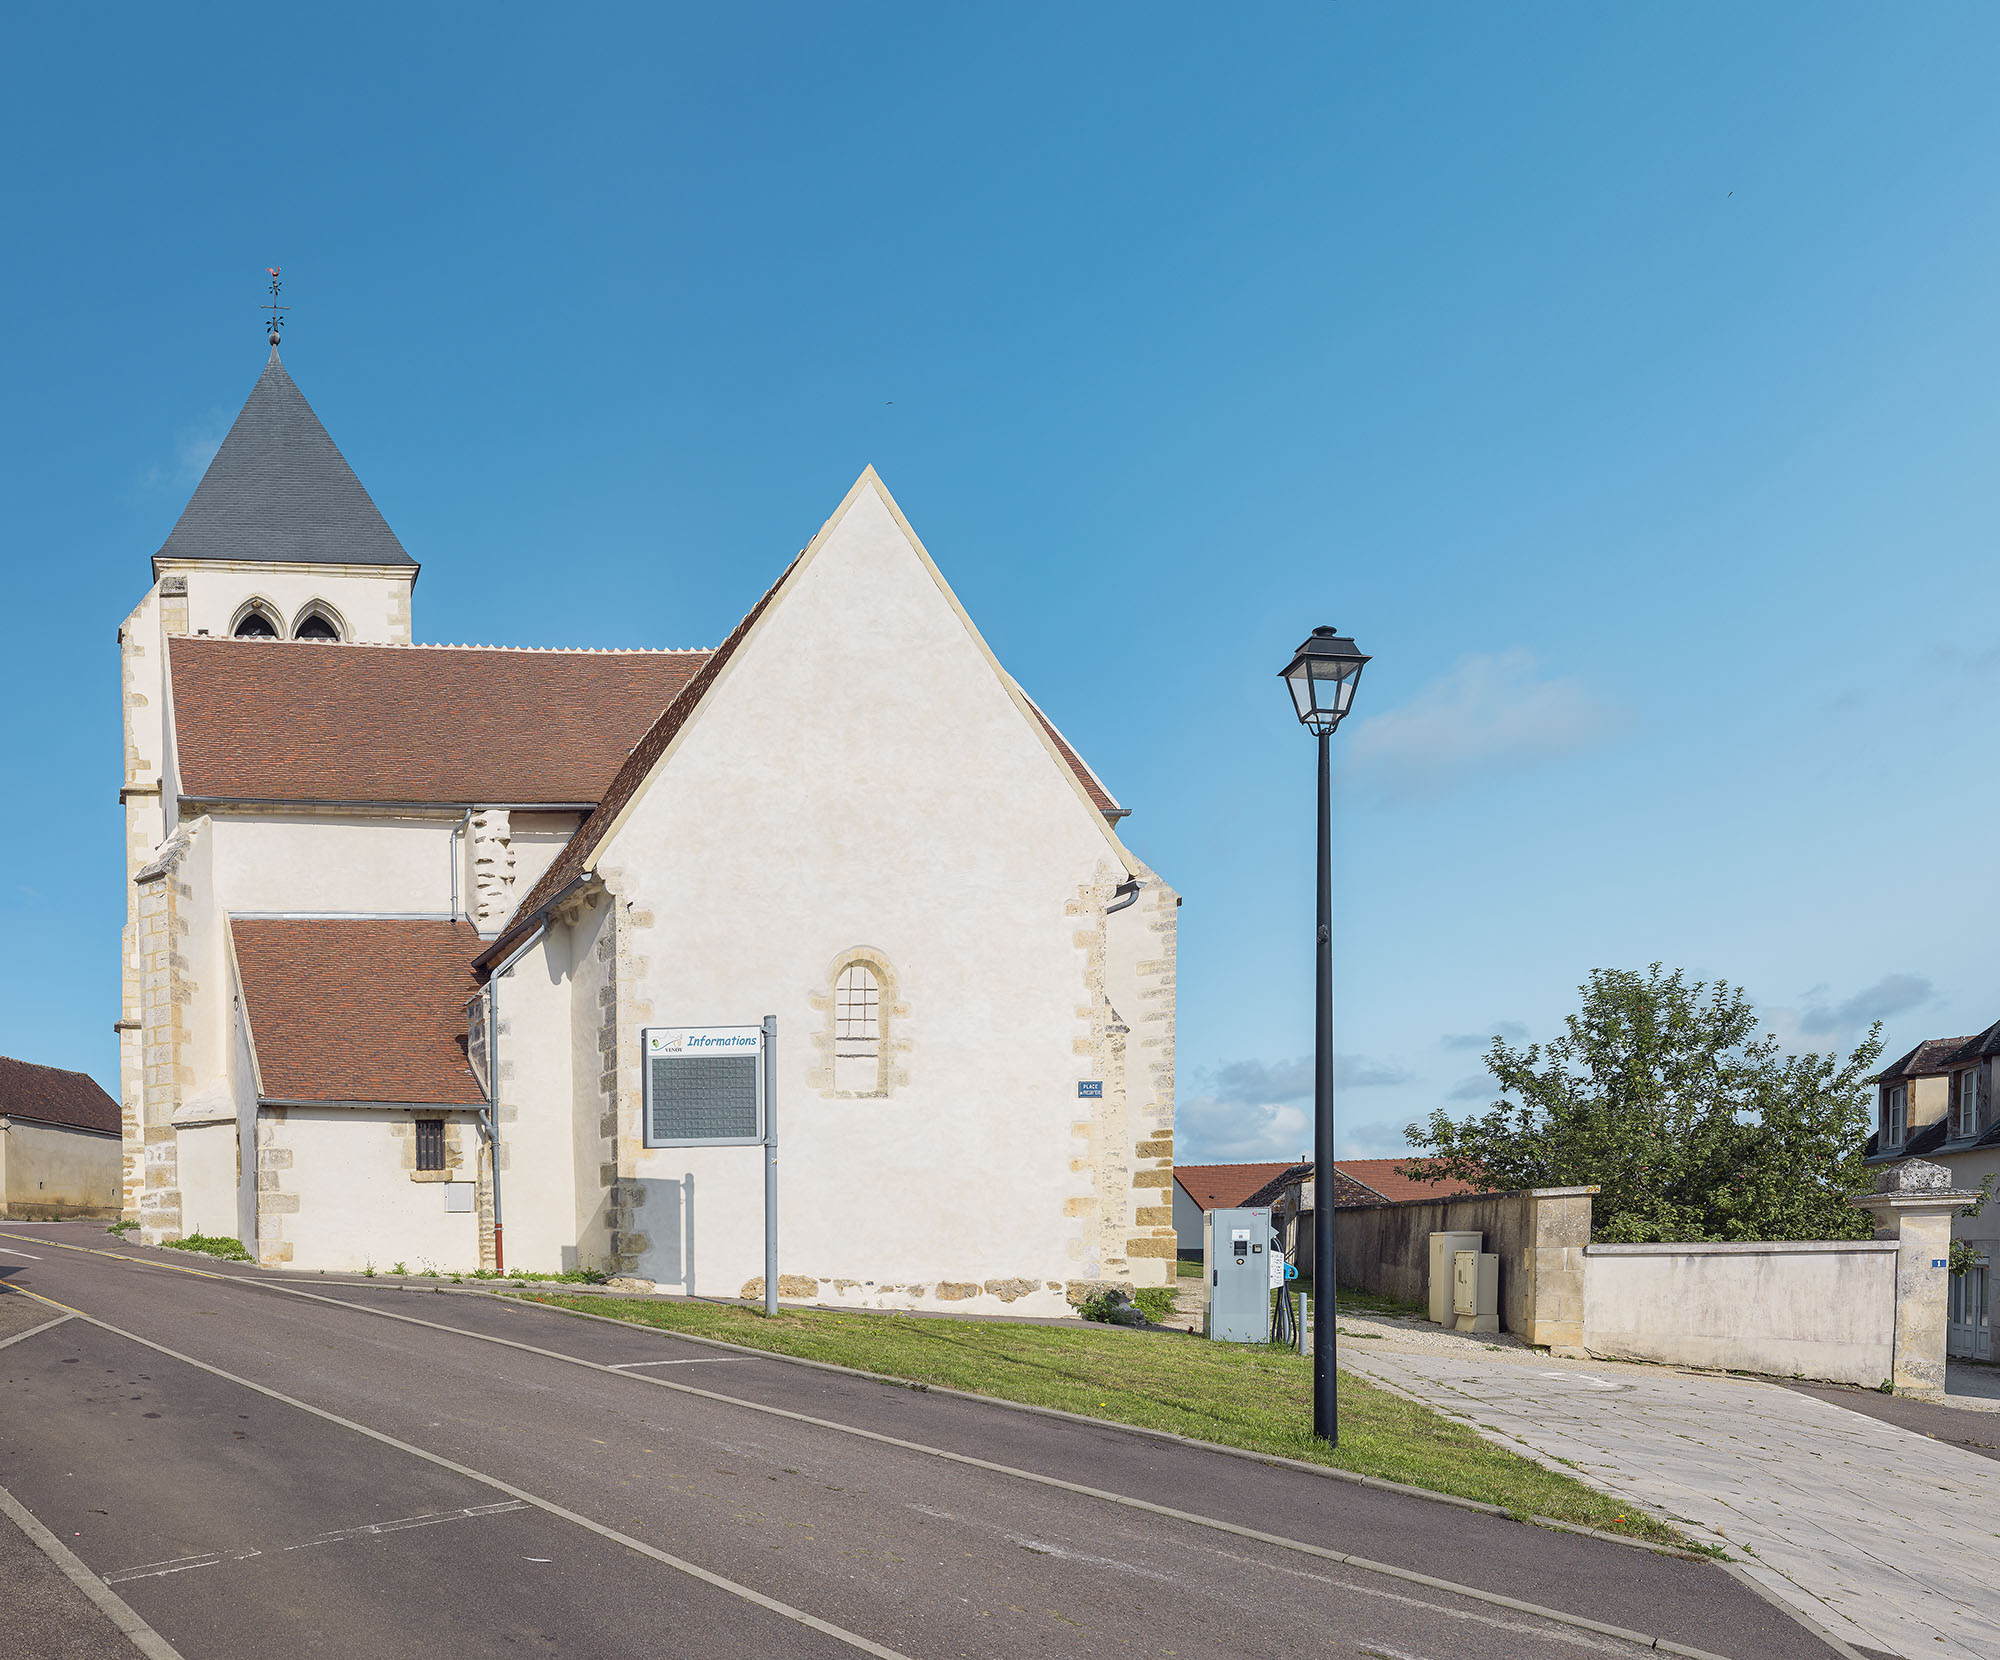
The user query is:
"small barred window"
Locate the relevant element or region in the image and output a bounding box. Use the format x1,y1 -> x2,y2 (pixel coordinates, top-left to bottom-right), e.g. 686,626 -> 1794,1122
834,963 -> 883,1094
415,1118 -> 446,1172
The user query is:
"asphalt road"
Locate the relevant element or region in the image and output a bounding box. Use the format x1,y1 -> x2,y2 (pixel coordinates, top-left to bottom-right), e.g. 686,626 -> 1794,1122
0,1223 -> 1843,1660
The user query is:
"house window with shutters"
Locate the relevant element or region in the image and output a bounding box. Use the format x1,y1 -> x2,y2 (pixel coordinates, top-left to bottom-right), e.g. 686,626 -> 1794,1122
1882,1084 -> 1907,1150
1954,1065 -> 1988,1139
415,1118 -> 446,1172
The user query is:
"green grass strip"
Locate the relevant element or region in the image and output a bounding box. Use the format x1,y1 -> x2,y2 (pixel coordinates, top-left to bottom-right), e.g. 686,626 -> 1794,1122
523,1292 -> 1689,1549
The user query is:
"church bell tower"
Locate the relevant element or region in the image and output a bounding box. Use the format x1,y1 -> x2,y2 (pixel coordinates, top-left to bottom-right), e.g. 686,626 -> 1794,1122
116,332 -> 420,1220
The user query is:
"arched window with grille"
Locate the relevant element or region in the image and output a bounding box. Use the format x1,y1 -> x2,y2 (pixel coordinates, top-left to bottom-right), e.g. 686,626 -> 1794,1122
834,962 -> 882,1095
231,599 -> 281,637
291,601 -> 344,641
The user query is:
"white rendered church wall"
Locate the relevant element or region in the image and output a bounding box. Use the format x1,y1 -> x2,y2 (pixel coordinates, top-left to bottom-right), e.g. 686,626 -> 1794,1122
487,941 -> 581,1274
273,1109 -> 480,1273
562,900 -> 620,1272
229,985 -> 261,1253
600,484 -> 1125,1314
208,815 -> 458,916
179,819 -> 230,1097
175,1122 -> 237,1238
168,561 -> 414,645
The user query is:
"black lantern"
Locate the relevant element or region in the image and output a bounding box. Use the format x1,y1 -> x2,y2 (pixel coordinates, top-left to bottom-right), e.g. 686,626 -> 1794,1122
1280,626 -> 1370,736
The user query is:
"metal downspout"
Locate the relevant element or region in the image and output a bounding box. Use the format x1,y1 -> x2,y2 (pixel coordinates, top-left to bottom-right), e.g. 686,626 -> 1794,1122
450,807 -> 472,920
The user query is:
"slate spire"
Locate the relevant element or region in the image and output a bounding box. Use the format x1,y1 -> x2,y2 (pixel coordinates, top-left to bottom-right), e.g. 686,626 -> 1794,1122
153,349 -> 415,571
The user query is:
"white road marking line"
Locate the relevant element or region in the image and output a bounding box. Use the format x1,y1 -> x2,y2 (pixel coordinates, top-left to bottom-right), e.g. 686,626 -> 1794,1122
46,1307 -> 914,1660
285,1501 -> 528,1550
917,1503 -> 1633,1654
0,1311 -> 73,1351
106,1504 -> 534,1582
3,1234 -> 1745,1660
105,1548 -> 262,1584
235,1284 -> 1697,1656
0,1246 -> 42,1258
608,1358 -> 730,1369
0,1479 -> 187,1659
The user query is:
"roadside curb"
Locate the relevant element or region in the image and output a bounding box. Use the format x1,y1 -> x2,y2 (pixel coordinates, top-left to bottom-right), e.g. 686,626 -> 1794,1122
0,1478 -> 185,1660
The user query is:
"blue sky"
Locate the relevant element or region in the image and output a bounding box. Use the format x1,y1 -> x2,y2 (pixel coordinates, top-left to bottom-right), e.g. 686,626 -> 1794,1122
4,6 -> 1997,1163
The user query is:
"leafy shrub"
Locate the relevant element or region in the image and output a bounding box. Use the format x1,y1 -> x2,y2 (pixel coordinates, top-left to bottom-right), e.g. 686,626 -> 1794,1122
167,1233 -> 253,1262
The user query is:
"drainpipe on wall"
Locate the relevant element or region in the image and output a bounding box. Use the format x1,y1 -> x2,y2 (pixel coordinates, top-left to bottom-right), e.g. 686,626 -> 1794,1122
450,807 -> 472,920
1106,878 -> 1145,914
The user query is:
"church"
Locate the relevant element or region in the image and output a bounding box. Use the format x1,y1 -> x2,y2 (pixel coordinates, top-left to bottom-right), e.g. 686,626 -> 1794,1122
117,343 -> 1178,1314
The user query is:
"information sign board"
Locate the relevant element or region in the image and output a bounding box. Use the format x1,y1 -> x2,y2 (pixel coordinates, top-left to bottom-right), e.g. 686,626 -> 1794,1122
642,1025 -> 765,1146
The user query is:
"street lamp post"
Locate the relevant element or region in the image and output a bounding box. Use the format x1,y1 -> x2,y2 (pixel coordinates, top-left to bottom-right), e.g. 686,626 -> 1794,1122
1279,625 -> 1369,1444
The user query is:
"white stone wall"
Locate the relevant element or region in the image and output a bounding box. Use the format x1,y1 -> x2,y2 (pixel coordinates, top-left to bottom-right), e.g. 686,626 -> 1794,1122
506,476 -> 1174,1314
207,814 -> 461,915
1583,1241 -> 1899,1386
163,559 -> 414,646
0,1121 -> 122,1218
258,1107 -> 481,1273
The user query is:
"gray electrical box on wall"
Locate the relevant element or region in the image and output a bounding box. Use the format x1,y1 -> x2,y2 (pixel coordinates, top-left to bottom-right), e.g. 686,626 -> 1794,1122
1204,1206 -> 1273,1343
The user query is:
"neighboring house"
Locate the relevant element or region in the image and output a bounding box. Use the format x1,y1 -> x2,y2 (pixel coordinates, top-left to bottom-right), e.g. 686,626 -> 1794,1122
1246,1158 -> 1480,1275
1171,1162 -> 1294,1256
1868,1030 -> 1998,1360
0,1055 -> 122,1220
115,343 -> 1178,1311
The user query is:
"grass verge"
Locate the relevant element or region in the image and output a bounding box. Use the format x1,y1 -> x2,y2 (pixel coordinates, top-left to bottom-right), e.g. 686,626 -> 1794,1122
522,1292 -> 1688,1549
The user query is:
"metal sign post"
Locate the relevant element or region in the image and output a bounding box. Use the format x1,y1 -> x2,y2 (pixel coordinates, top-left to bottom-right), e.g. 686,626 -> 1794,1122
639,1019 -> 780,1315
762,1014 -> 777,1318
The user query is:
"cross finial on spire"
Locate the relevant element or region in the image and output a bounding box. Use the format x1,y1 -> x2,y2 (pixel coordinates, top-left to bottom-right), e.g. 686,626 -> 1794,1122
263,267 -> 288,347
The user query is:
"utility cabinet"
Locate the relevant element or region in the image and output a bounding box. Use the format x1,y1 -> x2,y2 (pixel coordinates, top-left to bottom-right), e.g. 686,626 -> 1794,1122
1427,1230 -> 1483,1324
1452,1250 -> 1500,1334
1204,1206 -> 1273,1343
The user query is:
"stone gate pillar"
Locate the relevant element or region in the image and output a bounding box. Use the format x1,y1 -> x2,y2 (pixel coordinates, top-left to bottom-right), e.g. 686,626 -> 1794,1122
1851,1158 -> 1977,1403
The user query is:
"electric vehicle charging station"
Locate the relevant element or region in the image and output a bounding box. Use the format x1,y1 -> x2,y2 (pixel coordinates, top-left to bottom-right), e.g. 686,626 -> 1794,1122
1203,1205 -> 1274,1343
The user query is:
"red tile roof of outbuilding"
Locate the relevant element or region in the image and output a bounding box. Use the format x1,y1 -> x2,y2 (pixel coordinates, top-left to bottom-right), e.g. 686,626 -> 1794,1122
1333,1158 -> 1480,1203
232,918 -> 484,1105
0,1055 -> 120,1135
1173,1163 -> 1297,1212
170,637 -> 708,806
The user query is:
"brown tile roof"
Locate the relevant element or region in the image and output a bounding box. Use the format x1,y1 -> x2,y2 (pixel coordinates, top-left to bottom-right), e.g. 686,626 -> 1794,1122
1874,1038 -> 1975,1085
1243,1161 -> 1388,1209
1332,1158 -> 1481,1203
1173,1162 -> 1297,1211
233,918 -> 484,1104
476,556 -> 801,969
1020,693 -> 1122,819
170,637 -> 708,805
0,1055 -> 120,1135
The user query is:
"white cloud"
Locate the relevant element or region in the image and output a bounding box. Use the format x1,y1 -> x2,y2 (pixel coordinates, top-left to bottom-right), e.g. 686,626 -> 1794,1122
1796,973 -> 1934,1036
1447,1074 -> 1497,1102
140,409 -> 230,491
1335,1118 -> 1420,1159
1178,1052 -> 1411,1162
1344,651 -> 1628,801
1441,1021 -> 1527,1051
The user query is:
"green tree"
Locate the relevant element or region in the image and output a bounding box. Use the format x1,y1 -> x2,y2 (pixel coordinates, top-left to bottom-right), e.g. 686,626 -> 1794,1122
1403,965 -> 1882,1243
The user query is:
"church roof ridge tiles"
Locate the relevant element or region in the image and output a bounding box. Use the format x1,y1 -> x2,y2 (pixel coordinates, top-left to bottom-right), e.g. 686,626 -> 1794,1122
179,637 -> 709,656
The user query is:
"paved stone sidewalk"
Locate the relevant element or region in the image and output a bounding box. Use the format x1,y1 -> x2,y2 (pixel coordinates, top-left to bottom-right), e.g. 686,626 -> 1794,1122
1334,1312 -> 2000,1660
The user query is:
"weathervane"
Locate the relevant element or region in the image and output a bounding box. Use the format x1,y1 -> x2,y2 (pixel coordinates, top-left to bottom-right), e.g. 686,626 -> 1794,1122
264,267 -> 288,346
